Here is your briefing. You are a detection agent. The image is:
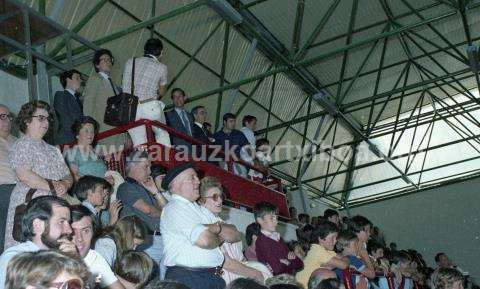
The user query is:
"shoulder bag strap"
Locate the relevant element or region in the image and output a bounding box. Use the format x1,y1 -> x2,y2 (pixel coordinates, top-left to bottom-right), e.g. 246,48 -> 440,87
24,189 -> 36,204
46,179 -> 57,197
131,57 -> 136,96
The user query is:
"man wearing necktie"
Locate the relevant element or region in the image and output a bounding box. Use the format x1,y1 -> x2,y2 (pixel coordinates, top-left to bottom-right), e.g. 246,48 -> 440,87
165,88 -> 196,154
53,69 -> 84,145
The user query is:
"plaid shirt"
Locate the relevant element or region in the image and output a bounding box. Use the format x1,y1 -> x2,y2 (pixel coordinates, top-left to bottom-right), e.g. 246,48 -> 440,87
122,55 -> 168,101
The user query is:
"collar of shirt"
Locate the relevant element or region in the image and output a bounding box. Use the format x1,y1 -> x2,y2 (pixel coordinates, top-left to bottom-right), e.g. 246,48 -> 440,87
261,230 -> 280,242
98,71 -> 109,80
82,201 -> 97,216
65,89 -> 76,96
145,54 -> 159,62
195,122 -> 203,128
171,193 -> 193,204
174,107 -> 186,115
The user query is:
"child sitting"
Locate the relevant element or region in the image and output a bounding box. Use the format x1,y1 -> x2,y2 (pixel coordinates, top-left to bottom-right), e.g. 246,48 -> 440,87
334,230 -> 375,289
296,221 -> 348,289
254,202 -> 303,276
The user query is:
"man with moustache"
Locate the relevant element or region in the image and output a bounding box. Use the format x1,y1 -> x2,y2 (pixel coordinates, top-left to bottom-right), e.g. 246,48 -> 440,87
0,196 -> 76,289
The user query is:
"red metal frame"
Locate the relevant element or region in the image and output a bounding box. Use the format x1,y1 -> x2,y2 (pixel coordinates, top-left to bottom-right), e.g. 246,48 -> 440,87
74,119 -> 290,218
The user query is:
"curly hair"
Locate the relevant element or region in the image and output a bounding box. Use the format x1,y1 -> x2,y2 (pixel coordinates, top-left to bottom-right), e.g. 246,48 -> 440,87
199,176 -> 223,204
71,116 -> 99,136
93,49 -> 114,72
432,268 -> 464,289
16,100 -> 51,133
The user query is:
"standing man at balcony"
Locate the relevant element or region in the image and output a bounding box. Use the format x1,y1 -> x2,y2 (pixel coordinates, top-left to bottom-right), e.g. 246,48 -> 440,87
54,69 -> 83,145
165,88 -> 196,154
123,38 -> 170,148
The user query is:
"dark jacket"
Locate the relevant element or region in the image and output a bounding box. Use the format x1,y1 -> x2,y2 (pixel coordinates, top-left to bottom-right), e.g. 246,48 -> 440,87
165,108 -> 195,150
53,90 -> 83,145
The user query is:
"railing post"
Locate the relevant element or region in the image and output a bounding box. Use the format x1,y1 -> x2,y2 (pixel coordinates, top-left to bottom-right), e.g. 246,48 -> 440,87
145,121 -> 155,144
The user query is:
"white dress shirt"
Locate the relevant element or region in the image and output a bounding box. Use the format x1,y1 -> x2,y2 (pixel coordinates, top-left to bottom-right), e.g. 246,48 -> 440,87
160,194 -> 224,268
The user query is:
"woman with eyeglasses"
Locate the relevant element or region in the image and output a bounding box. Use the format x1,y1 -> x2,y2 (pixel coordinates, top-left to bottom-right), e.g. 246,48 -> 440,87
198,176 -> 272,285
5,250 -> 90,289
83,49 -> 125,149
4,100 -> 73,249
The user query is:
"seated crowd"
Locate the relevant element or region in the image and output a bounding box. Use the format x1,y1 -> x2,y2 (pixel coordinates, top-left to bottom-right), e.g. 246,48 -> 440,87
0,37 -> 473,289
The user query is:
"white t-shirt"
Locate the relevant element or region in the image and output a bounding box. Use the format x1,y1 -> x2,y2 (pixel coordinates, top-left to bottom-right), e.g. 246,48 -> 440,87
0,241 -> 40,289
83,249 -> 118,287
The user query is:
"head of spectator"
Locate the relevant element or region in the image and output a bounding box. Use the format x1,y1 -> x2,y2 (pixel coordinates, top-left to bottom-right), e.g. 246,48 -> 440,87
435,252 -> 451,268
432,268 -> 464,289
99,215 -> 147,258
390,251 -> 413,277
266,273 -> 301,289
73,175 -> 112,215
60,69 -> 82,91
323,209 -> 339,226
203,122 -> 213,135
72,116 -> 99,147
21,195 -> 72,249
70,205 -> 97,258
126,150 -> 151,183
0,104 -> 13,138
242,115 -> 257,131
198,176 -> 224,216
254,201 -> 278,234
151,165 -> 167,192
223,113 -> 236,133
347,215 -> 372,243
227,278 -> 268,289
192,105 -> 207,124
143,279 -> 192,289
299,224 -> 314,242
246,222 -> 261,247
334,230 -> 358,256
171,88 -> 187,109
298,213 -> 310,225
162,162 -> 200,202
308,275 -> 340,289
287,240 -> 308,260
115,251 -> 153,289
367,241 -> 384,259
5,250 -> 90,289
310,221 -> 339,251
144,38 -> 164,57
390,242 -> 398,251
105,170 -> 125,201
16,100 -> 52,140
255,138 -> 271,156
93,48 -> 114,73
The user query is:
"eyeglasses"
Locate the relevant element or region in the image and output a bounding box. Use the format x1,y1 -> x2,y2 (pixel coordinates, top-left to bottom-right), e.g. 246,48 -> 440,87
32,115 -> 51,122
205,194 -> 223,201
50,279 -> 83,289
0,114 -> 13,121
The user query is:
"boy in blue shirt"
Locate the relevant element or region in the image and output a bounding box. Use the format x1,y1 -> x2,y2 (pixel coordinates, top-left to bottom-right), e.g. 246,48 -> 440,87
334,230 -> 376,289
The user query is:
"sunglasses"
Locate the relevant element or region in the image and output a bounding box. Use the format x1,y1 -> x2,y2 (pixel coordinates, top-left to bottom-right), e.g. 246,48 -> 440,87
205,194 -> 224,202
50,279 -> 83,289
0,114 -> 13,121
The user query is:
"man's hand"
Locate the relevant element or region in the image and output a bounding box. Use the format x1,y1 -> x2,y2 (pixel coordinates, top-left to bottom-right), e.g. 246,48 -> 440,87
142,176 -> 158,194
287,251 -> 296,260
52,181 -> 67,197
108,200 -> 123,226
280,259 -> 291,266
58,238 -> 77,256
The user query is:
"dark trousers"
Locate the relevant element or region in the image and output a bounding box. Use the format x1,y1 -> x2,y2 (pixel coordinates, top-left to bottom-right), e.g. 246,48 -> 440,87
165,266 -> 226,289
0,184 -> 14,253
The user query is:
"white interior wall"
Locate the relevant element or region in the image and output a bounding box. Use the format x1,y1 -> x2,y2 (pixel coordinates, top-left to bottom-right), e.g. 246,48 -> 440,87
349,177 -> 480,282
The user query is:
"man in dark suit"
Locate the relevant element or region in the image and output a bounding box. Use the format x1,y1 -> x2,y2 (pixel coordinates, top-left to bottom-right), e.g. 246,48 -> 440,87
191,105 -> 211,144
54,69 -> 83,145
165,88 -> 195,153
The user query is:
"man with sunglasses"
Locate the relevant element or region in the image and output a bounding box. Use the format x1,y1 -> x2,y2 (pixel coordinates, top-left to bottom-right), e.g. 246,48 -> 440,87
161,163 -> 240,289
0,196 -> 76,289
0,104 -> 16,253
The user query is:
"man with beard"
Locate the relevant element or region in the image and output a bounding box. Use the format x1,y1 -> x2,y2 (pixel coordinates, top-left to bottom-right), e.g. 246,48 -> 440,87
0,196 -> 76,289
70,205 -> 125,289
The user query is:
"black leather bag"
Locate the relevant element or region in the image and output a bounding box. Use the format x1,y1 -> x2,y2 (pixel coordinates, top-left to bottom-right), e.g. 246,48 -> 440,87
13,180 -> 56,242
104,58 -> 138,126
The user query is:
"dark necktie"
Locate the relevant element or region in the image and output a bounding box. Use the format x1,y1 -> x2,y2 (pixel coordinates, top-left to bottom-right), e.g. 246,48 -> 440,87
74,92 -> 83,114
180,110 -> 192,136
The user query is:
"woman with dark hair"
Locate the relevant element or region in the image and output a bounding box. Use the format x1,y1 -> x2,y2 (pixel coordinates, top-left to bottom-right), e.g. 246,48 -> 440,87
5,100 -> 73,248
94,215 -> 148,267
65,116 -> 107,180
83,48 -> 124,148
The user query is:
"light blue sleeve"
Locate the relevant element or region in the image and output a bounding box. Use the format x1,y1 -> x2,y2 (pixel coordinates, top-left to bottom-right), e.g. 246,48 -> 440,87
94,238 -> 117,267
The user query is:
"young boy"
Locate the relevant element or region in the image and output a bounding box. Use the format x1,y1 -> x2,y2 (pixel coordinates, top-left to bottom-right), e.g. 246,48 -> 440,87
254,202 -> 303,276
348,215 -> 376,275
296,221 -> 348,289
334,230 -> 375,289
